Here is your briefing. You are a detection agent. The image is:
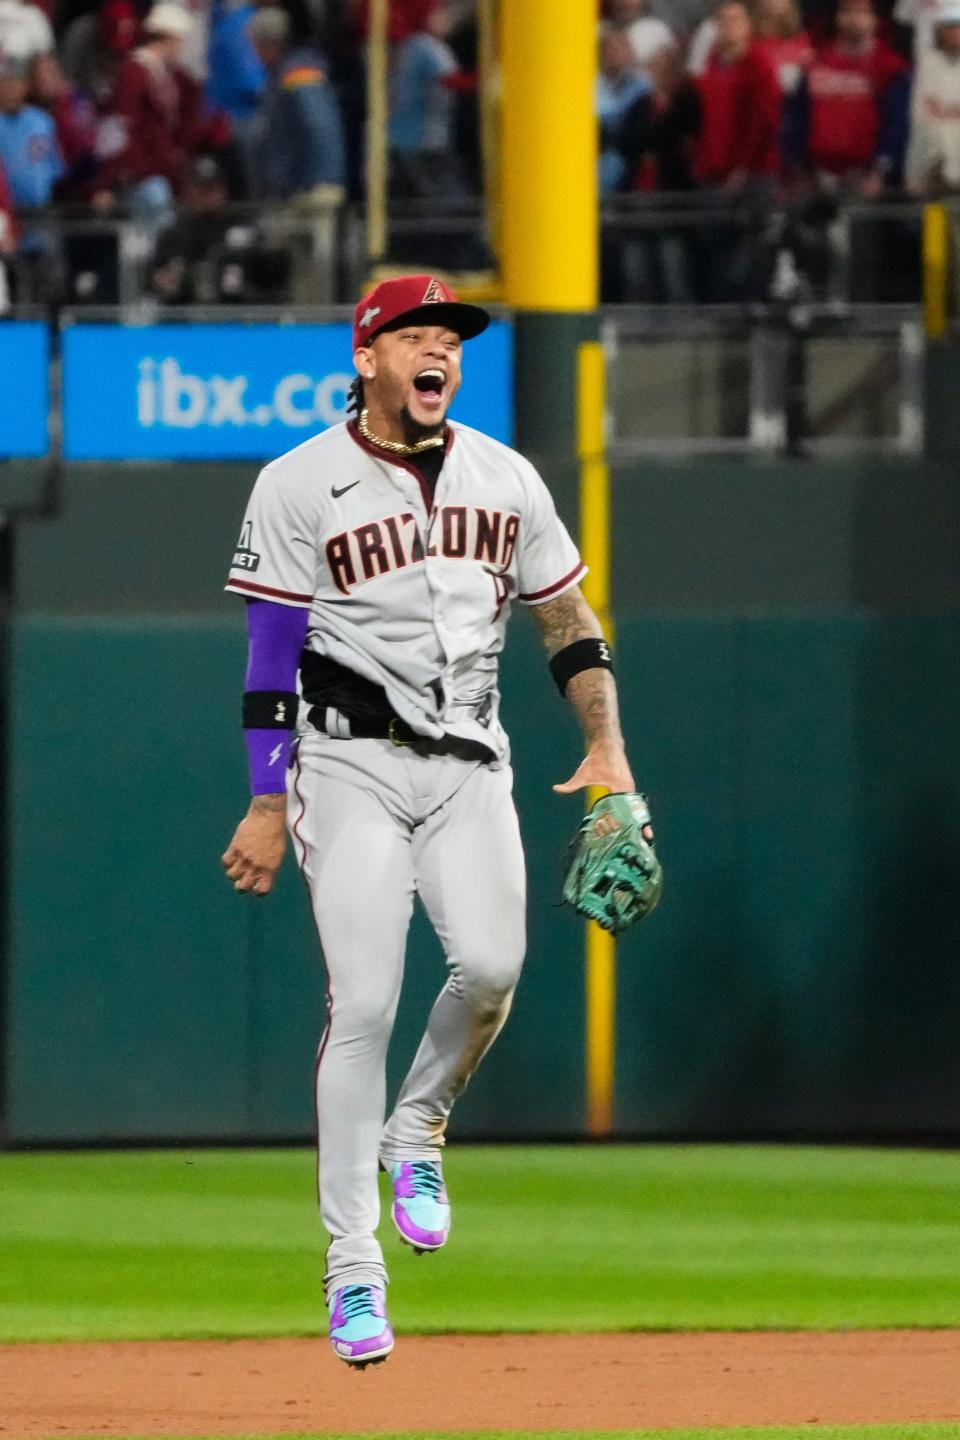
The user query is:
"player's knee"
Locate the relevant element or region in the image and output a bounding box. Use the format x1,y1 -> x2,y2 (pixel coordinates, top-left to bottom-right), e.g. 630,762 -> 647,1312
332,988 -> 398,1044
458,944 -> 524,1008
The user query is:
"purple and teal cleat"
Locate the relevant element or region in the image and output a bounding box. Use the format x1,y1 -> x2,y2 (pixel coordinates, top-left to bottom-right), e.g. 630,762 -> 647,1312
328,1283 -> 394,1368
388,1159 -> 451,1254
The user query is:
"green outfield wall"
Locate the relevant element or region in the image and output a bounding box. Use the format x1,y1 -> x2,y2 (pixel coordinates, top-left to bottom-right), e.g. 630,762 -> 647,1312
3,456 -> 960,1143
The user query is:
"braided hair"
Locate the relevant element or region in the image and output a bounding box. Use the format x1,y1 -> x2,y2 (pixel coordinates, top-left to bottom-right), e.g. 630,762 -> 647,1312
347,376 -> 365,416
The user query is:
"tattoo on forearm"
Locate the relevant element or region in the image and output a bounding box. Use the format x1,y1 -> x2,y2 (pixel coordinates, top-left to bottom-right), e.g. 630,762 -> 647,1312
566,668 -> 624,748
530,586 -> 602,657
251,793 -> 286,814
532,587 -> 625,748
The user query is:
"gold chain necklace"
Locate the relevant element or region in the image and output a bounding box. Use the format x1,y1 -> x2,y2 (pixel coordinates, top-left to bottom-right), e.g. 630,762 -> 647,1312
358,407 -> 446,456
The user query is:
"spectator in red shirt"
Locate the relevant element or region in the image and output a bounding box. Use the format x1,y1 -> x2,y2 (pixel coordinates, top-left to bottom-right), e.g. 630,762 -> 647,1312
61,0 -> 139,110
93,2 -> 200,224
753,0 -> 814,173
694,0 -> 781,192
754,0 -> 814,96
796,0 -> 910,194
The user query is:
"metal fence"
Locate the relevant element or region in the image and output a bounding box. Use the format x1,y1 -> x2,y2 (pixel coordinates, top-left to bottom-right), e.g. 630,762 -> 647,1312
0,189 -> 934,460
1,194 -> 940,313
603,304 -> 924,457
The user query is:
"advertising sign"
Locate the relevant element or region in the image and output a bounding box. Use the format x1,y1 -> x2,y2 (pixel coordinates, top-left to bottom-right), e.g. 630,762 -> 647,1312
0,322 -> 49,458
62,321 -> 513,460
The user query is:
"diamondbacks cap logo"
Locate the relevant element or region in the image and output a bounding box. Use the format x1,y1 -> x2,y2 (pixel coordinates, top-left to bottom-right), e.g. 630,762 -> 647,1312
360,304 -> 381,329
422,277 -> 446,304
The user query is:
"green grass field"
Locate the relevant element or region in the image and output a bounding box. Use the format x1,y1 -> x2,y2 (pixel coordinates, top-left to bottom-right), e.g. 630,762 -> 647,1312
3,1143 -> 960,1342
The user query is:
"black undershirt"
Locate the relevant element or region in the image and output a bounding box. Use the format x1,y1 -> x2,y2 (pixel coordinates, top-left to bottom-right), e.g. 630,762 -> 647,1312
409,443 -> 446,500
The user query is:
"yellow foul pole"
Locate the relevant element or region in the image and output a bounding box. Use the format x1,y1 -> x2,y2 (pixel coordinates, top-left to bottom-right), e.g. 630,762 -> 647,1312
500,0 -> 597,311
501,0 -> 608,1129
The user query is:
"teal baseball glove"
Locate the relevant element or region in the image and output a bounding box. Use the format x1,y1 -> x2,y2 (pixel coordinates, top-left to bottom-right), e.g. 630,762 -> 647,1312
562,792 -> 663,935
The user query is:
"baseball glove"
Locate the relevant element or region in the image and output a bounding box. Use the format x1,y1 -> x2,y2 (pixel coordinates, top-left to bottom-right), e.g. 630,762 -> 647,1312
562,792 -> 663,935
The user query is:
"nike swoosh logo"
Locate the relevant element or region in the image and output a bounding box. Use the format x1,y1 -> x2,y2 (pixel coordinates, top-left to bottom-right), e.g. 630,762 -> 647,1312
331,480 -> 360,499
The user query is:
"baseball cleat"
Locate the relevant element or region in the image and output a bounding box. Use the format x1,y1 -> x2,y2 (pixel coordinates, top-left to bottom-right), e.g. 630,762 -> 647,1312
388,1159 -> 451,1253
328,1283 -> 394,1367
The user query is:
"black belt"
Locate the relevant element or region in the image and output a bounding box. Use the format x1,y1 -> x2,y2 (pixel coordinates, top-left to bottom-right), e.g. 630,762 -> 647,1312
307,705 -> 493,763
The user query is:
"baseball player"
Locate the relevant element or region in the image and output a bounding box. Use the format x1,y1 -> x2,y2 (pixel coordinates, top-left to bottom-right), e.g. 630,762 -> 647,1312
221,275 -> 637,1368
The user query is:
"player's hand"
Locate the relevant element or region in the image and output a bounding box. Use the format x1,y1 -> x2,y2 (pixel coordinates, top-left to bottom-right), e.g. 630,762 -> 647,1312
221,795 -> 287,896
553,743 -> 635,798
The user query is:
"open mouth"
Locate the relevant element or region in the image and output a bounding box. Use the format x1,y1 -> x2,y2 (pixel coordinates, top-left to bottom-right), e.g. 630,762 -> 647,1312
412,368 -> 446,402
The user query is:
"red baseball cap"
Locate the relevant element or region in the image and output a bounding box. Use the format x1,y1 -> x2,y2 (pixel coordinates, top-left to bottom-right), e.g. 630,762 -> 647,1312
99,0 -> 138,52
353,274 -> 489,352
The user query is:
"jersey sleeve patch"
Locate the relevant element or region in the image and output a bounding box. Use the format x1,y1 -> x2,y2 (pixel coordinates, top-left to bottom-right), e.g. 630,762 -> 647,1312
518,560 -> 588,606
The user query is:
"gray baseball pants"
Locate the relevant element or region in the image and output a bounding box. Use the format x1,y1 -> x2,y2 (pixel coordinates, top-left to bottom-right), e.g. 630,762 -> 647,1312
289,730 -> 526,1299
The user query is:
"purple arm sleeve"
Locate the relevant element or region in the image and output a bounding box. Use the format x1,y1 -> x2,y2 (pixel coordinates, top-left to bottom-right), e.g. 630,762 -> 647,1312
244,599 -> 309,795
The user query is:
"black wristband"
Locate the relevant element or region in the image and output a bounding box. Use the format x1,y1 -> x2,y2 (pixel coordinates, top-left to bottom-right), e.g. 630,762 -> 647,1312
549,637 -> 613,696
242,690 -> 299,729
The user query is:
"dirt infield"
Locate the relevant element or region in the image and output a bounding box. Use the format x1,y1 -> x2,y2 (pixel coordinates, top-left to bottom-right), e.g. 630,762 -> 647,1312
3,1330 -> 960,1438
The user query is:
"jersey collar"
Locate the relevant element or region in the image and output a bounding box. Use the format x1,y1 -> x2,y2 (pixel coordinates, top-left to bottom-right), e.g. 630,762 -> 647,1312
346,418 -> 456,511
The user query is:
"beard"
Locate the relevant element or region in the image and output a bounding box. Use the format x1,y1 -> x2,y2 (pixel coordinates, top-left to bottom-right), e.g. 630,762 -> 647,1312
400,404 -> 446,446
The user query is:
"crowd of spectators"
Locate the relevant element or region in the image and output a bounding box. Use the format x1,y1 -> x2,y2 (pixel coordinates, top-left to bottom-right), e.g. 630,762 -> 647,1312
0,0 -> 956,304
598,0 -> 960,296
598,0 -> 960,201
0,0 -> 483,301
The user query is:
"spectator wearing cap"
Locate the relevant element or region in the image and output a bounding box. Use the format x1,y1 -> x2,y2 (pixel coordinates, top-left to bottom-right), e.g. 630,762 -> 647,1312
387,0 -> 467,198
607,0 -> 677,71
94,3 -> 205,224
693,0 -> 781,191
906,3 -> 960,190
150,153 -> 228,301
0,0 -> 53,65
794,0 -> 910,195
598,25 -> 650,192
178,0 -> 212,84
247,6 -> 345,205
148,152 -> 283,300
61,0 -> 139,109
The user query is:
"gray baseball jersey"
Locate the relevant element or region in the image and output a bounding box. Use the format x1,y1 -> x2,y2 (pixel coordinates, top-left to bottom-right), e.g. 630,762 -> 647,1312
225,419 -> 586,758
227,415 -> 585,1302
